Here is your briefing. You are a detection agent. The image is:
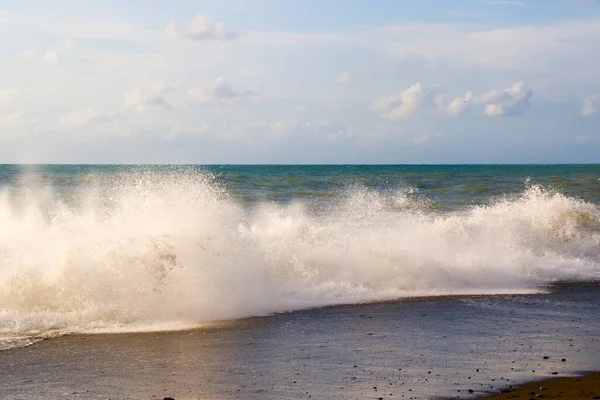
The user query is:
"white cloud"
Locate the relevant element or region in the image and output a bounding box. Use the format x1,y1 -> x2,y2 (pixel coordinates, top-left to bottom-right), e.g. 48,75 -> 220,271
0,88 -> 18,102
445,92 -> 474,116
375,82 -> 532,120
124,90 -> 173,111
1,5 -> 596,162
475,81 -> 533,116
42,51 -> 59,63
165,15 -> 236,41
335,71 -> 354,84
25,41 -> 73,63
269,118 -> 300,135
46,41 -> 72,63
58,108 -> 123,128
0,111 -> 27,127
335,67 -> 371,84
581,94 -> 600,117
374,83 -> 440,120
151,80 -> 180,95
123,80 -> 180,111
326,128 -> 355,142
188,77 -> 253,103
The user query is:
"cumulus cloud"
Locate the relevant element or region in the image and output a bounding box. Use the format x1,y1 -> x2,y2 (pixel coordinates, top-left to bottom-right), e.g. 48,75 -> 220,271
124,80 -> 180,111
151,80 -> 181,95
374,83 -> 440,120
326,128 -> 355,142
335,71 -> 354,84
475,81 -> 533,116
375,81 -> 532,120
47,41 -> 72,63
581,94 -> 600,117
165,15 -> 236,41
23,41 -> 72,63
445,92 -> 474,116
124,90 -> 172,111
42,50 -> 59,63
335,67 -> 371,84
188,77 -> 254,103
269,118 -> 300,135
443,82 -> 533,117
58,108 -> 123,128
0,111 -> 27,126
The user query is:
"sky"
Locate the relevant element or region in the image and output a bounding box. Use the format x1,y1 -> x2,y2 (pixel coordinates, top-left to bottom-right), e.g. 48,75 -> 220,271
1,0 -> 600,164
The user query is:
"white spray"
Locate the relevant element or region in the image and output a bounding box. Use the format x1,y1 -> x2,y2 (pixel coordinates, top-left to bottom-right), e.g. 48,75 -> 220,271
0,169 -> 599,348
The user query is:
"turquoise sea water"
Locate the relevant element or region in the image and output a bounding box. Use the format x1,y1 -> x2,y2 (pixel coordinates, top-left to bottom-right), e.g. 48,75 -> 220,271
2,164 -> 600,207
0,164 -> 599,350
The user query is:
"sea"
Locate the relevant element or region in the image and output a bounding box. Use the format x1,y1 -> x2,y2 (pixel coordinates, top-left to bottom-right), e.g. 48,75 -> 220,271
0,164 -> 599,399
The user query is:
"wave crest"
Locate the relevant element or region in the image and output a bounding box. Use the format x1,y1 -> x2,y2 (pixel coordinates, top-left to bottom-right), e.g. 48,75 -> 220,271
0,170 -> 599,346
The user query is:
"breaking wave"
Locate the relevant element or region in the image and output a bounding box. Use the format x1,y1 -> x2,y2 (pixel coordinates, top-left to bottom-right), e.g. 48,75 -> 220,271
1,168 -> 599,349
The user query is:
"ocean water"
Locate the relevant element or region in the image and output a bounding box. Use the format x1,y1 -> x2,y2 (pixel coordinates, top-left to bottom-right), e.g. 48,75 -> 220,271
0,164 -> 599,351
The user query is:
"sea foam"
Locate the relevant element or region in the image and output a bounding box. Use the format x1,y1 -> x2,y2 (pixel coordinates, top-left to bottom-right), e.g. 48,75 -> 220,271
0,169 -> 599,348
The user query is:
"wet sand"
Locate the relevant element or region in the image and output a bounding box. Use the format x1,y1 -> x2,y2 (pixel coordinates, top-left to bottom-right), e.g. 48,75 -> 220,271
473,372 -> 600,399
1,282 -> 599,399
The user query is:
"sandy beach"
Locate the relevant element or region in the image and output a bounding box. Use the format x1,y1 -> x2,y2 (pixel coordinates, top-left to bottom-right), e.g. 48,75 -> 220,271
1,282 -> 599,400
473,372 -> 600,399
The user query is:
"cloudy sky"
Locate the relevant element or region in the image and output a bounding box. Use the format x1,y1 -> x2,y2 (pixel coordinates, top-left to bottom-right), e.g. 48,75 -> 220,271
1,0 -> 600,163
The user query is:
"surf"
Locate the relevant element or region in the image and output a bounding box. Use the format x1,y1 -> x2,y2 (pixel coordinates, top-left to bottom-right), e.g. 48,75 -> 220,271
0,167 -> 599,349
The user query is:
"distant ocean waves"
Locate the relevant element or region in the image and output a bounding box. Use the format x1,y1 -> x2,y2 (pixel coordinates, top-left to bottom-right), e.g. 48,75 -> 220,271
0,167 -> 599,349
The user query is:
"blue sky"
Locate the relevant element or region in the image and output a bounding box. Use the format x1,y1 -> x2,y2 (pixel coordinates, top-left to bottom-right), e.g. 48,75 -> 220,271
1,0 -> 600,163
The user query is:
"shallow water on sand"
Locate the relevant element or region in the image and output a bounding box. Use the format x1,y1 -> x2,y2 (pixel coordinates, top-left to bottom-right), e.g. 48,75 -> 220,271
0,282 -> 598,400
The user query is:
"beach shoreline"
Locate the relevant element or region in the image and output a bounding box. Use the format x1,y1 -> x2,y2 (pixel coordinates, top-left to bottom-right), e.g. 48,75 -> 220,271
1,284 -> 599,400
469,371 -> 600,399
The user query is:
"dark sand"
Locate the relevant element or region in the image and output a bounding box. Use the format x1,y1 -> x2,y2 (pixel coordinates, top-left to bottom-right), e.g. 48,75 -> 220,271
1,282 -> 599,399
473,372 -> 600,399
